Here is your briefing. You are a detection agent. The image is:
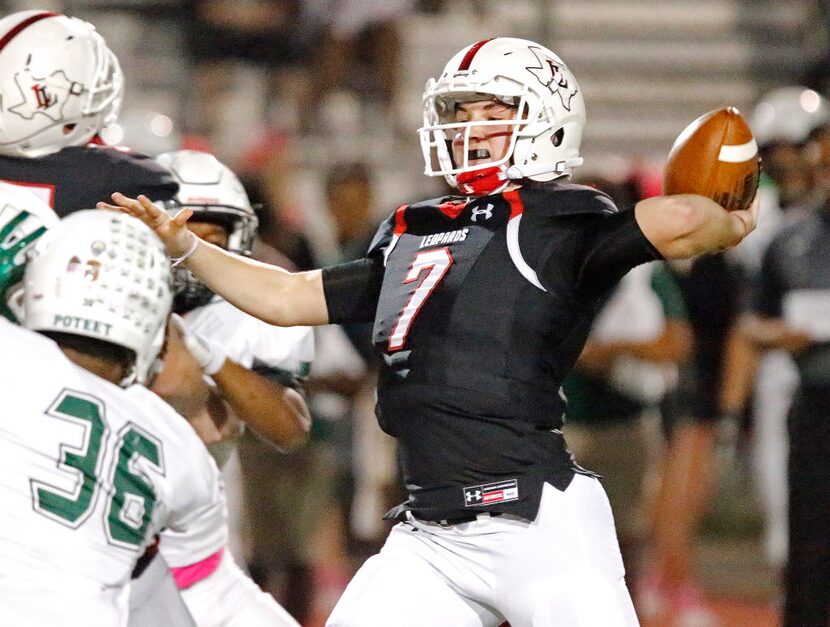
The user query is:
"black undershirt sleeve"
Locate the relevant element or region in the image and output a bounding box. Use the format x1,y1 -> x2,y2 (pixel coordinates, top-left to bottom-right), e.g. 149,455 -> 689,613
533,209 -> 663,302
576,209 -> 664,300
322,257 -> 385,324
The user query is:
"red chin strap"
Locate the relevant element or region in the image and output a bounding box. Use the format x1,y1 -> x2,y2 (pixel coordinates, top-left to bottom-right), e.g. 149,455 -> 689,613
455,165 -> 509,196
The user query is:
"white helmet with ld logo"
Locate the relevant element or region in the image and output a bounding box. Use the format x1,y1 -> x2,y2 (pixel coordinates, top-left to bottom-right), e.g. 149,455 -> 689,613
419,37 -> 586,195
0,10 -> 124,157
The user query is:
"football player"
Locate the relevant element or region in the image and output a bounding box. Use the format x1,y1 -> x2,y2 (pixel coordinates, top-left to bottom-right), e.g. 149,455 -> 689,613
0,182 -> 59,321
106,37 -> 759,626
0,10 -> 177,212
0,10 -> 307,621
152,149 -> 313,464
0,207 -> 224,627
148,150 -> 312,626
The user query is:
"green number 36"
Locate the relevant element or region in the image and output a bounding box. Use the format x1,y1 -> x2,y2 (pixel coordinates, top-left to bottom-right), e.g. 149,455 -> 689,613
30,390 -> 165,550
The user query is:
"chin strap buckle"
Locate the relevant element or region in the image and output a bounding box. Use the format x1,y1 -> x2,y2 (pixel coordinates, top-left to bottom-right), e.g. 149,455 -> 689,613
506,157 -> 584,181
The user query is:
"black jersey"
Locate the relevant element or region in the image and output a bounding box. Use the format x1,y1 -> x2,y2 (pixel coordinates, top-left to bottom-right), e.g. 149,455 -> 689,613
323,183 -> 661,521
0,145 -> 178,216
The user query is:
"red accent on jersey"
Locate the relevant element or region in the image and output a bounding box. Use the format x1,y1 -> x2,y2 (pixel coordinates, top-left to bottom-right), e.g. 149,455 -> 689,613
504,189 -> 524,219
0,178 -> 56,208
458,39 -> 494,71
393,204 -> 408,236
0,12 -> 57,53
436,200 -> 468,219
482,491 -> 504,503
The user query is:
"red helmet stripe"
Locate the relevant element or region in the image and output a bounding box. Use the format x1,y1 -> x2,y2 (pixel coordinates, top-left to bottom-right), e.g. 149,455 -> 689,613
0,12 -> 58,53
458,38 -> 494,71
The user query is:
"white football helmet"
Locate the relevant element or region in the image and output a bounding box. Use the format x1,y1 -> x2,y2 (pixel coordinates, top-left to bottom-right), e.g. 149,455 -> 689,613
750,86 -> 830,148
22,210 -> 172,386
0,182 -> 59,321
419,37 -> 586,195
155,149 -> 258,311
0,10 -> 124,158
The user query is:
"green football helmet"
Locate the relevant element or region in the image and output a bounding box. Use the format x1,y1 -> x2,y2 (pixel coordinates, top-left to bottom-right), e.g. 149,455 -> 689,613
0,182 -> 58,321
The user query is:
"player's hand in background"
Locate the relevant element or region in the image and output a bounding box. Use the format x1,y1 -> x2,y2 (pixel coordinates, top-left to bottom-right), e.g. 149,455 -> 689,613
170,313 -> 228,376
98,193 -> 194,258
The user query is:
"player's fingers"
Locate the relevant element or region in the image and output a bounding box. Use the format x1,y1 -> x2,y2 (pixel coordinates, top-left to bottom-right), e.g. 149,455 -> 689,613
169,312 -> 186,334
133,195 -> 170,228
96,201 -> 128,213
731,209 -> 754,241
172,207 -> 193,226
106,192 -> 148,220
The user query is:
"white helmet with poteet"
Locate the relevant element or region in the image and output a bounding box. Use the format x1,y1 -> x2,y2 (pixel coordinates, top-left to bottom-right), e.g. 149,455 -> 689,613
0,10 -> 124,158
155,149 -> 259,312
21,210 -> 172,386
750,86 -> 830,148
419,37 -> 586,195
0,182 -> 59,322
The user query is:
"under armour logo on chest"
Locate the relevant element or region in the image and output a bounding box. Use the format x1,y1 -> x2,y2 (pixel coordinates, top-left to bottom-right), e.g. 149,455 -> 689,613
471,204 -> 494,222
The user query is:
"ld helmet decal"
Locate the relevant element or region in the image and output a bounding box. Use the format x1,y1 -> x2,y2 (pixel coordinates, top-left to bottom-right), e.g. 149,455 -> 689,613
8,68 -> 84,121
525,46 -> 578,111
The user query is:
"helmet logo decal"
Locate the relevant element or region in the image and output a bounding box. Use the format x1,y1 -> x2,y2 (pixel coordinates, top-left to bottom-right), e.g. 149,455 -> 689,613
31,83 -> 56,109
525,46 -> 578,111
8,69 -> 84,121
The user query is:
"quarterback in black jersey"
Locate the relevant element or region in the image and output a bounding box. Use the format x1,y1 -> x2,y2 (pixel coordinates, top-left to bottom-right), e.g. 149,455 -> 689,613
108,37 -> 759,627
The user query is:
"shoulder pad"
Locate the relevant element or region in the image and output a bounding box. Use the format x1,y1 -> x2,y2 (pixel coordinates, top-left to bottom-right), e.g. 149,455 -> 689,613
518,183 -> 618,218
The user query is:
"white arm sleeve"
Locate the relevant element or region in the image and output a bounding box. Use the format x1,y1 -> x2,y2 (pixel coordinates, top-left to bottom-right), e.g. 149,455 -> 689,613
179,552 -> 300,627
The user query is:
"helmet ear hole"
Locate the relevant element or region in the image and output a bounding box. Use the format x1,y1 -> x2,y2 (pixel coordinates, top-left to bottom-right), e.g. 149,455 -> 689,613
551,128 -> 564,147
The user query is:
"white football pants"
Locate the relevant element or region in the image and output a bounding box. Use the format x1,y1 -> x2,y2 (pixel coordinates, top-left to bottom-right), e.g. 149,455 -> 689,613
327,474 -> 639,627
752,349 -> 798,566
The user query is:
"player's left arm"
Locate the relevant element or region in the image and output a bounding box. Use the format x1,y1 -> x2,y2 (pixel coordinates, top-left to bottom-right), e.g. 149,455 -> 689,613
634,193 -> 759,259
172,315 -> 311,450
210,360 -> 311,450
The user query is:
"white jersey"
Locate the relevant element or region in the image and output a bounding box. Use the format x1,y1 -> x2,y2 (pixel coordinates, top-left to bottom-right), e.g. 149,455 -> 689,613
0,319 -> 225,627
185,296 -> 314,380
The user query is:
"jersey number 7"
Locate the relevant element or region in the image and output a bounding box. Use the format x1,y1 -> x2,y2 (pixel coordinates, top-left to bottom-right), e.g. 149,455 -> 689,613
388,247 -> 453,351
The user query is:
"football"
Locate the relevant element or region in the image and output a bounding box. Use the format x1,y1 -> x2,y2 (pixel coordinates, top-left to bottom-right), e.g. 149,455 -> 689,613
663,107 -> 760,211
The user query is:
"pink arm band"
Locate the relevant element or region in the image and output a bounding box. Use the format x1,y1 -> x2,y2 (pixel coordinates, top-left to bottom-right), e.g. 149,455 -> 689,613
169,547 -> 224,589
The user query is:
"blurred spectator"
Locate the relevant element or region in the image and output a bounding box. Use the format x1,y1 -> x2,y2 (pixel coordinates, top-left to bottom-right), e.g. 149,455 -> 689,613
323,161 -> 381,358
639,251 -> 746,626
238,129 -> 319,270
732,86 -> 830,571
298,0 -> 414,134
563,258 -> 692,587
740,115 -> 830,627
234,161 -> 387,626
181,1 -> 314,157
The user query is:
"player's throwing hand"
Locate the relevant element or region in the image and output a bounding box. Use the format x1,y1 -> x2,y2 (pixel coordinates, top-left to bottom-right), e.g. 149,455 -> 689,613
98,193 -> 194,258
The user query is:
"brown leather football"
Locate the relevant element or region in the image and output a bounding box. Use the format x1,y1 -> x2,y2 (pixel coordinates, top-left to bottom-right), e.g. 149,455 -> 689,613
663,107 -> 760,211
